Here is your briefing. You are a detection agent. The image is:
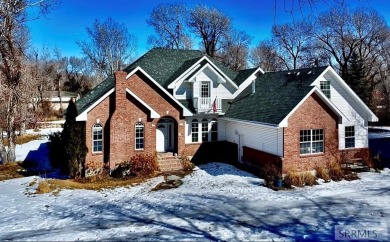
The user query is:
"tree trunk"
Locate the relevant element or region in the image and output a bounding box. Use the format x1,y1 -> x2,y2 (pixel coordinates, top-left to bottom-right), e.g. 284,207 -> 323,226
6,103 -> 17,163
0,127 -> 7,163
19,103 -> 27,136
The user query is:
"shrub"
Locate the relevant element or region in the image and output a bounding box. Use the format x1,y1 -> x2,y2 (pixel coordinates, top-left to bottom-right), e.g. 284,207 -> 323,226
259,163 -> 282,185
284,172 -> 303,188
315,165 -> 331,182
371,153 -> 384,171
62,99 -> 88,178
283,171 -> 317,188
303,172 -> 318,186
111,161 -> 131,179
180,155 -> 195,171
36,179 -> 54,194
130,153 -> 158,176
328,161 -> 344,181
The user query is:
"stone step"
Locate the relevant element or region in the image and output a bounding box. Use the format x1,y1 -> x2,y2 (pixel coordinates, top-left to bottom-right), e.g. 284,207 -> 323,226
158,156 -> 178,161
157,152 -> 175,157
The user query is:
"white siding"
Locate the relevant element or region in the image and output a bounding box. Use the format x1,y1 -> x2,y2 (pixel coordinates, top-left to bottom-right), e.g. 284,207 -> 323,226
338,124 -> 368,149
313,72 -> 370,149
221,119 -> 283,158
173,67 -> 236,101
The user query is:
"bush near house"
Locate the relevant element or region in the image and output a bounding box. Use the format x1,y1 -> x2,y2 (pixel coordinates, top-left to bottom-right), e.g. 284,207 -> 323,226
283,171 -> 318,188
47,99 -> 87,178
111,153 -> 158,178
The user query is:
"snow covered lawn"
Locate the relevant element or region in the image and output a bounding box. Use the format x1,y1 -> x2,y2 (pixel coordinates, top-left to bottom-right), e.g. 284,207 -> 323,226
0,163 -> 389,241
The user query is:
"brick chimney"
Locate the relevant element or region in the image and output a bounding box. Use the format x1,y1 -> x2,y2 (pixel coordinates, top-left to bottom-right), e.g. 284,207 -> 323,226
114,71 -> 128,112
109,71 -> 130,170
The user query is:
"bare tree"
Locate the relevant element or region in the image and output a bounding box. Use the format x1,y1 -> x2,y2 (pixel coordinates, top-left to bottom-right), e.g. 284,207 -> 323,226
219,30 -> 252,71
0,0 -> 54,163
314,7 -> 390,105
64,56 -> 93,95
272,19 -> 313,70
249,40 -> 283,71
77,18 -> 138,82
147,3 -> 192,49
187,5 -> 230,57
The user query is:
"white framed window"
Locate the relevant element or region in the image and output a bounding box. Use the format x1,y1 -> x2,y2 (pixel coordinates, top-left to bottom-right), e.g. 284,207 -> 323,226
210,118 -> 218,141
320,80 -> 331,98
92,124 -> 103,153
191,119 -> 199,142
135,122 -> 144,150
201,81 -> 210,98
300,129 -> 324,154
345,126 -> 355,148
201,119 -> 208,142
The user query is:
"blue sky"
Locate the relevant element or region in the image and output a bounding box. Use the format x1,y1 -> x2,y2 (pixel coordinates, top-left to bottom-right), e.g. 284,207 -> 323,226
27,0 -> 390,58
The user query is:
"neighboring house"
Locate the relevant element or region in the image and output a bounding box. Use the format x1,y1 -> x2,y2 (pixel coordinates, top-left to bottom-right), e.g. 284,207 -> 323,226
75,48 -> 377,175
39,91 -> 79,111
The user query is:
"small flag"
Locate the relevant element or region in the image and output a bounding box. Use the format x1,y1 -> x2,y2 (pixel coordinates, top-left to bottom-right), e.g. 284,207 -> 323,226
212,97 -> 217,113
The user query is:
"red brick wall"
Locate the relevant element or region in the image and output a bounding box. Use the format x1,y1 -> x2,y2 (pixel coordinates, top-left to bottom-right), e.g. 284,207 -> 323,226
84,92 -> 113,175
243,146 -> 282,167
84,70 -> 187,172
126,71 -> 186,156
283,93 -> 340,172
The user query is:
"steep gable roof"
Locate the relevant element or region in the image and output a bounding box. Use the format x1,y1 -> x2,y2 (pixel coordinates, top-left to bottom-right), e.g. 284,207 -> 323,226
224,66 -> 328,125
75,76 -> 114,114
123,48 -> 204,88
75,48 -> 263,114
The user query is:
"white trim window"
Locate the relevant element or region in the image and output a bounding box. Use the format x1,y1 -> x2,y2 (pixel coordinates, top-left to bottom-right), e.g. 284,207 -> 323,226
191,119 -> 199,142
211,118 -> 218,141
320,80 -> 331,98
201,81 -> 210,98
300,129 -> 324,154
202,119 -> 209,142
92,124 -> 103,153
135,122 -> 144,150
345,126 -> 355,148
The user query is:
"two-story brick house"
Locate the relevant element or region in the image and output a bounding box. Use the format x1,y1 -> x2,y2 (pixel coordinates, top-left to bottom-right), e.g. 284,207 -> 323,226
75,48 -> 377,175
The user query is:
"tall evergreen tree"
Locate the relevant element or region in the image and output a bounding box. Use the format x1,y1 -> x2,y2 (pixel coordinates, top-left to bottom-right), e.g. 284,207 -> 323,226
62,99 -> 88,177
347,51 -> 370,105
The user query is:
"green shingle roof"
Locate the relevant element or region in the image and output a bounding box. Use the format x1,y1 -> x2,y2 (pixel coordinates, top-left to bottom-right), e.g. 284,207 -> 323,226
123,48 -> 204,88
233,68 -> 259,86
224,66 -> 328,125
75,48 -> 268,115
76,48 -> 205,114
75,76 -> 114,114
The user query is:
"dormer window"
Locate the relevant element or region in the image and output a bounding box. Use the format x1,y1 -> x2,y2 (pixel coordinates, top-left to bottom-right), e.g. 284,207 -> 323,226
320,80 -> 331,98
201,81 -> 210,98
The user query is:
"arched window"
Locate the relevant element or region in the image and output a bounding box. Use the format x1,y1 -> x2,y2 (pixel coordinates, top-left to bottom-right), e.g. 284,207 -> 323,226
92,124 -> 103,153
135,122 -> 144,150
191,119 -> 199,142
211,118 -> 218,141
202,119 -> 209,142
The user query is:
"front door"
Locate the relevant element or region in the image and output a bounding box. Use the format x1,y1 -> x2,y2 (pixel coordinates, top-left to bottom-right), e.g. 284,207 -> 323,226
156,118 -> 174,152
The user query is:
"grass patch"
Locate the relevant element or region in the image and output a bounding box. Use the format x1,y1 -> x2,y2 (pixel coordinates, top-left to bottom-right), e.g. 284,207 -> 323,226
42,175 -> 154,192
36,179 -> 56,194
35,170 -> 194,194
3,134 -> 43,146
0,163 -> 26,181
